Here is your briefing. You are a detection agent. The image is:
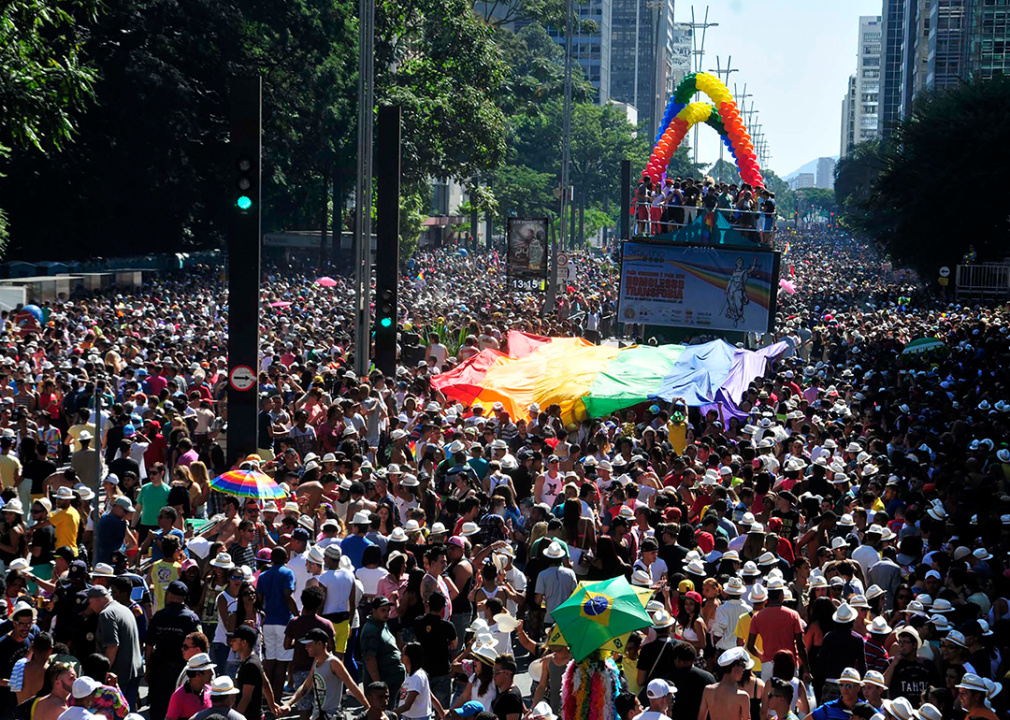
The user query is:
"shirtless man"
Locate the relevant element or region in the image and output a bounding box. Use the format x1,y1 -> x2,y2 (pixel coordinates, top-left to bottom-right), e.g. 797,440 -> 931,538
212,496 -> 241,547
13,631 -> 54,705
295,474 -> 339,515
697,647 -> 752,720
33,664 -> 76,720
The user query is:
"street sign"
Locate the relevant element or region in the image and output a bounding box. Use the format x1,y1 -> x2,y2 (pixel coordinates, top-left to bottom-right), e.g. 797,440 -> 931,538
938,277 -> 949,287
939,266 -> 950,278
229,365 -> 256,391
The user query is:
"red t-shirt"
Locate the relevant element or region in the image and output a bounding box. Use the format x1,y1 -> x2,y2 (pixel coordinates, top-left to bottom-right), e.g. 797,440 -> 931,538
749,605 -> 802,663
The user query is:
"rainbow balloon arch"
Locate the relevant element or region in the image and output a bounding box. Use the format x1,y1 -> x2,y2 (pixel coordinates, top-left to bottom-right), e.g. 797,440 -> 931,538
644,71 -> 764,189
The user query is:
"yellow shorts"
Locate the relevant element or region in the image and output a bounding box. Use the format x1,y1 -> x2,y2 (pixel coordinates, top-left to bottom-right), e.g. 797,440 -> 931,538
332,620 -> 350,653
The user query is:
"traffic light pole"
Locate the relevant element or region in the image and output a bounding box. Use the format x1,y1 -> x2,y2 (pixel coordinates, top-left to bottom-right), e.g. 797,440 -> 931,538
374,106 -> 401,377
226,76 -> 262,466
353,0 -> 375,377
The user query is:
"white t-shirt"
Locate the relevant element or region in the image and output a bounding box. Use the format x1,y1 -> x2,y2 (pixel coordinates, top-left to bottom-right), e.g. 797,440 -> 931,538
356,567 -> 389,596
632,711 -> 673,720
289,552 -> 311,611
399,669 -> 432,718
318,568 -> 356,615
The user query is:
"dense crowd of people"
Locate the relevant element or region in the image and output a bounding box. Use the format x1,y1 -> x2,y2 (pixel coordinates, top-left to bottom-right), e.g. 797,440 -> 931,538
0,224 -> 1001,720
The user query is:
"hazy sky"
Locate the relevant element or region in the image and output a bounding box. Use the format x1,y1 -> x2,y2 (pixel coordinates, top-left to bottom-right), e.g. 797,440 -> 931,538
673,0 -> 883,176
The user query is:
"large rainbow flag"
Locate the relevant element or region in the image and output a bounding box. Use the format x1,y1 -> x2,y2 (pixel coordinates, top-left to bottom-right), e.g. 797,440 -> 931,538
430,331 -> 788,425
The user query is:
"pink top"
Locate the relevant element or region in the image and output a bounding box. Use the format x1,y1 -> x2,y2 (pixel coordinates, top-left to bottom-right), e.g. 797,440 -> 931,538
165,685 -> 211,720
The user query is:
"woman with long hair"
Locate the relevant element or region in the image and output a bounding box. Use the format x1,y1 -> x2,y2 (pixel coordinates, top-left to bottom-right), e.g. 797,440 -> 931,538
187,461 -> 211,519
805,596 -> 836,695
398,567 -> 427,644
452,644 -> 497,712
0,500 -> 26,573
375,501 -> 397,535
212,562 -> 244,671
676,590 -> 707,652
888,583 -> 914,628
702,577 -> 722,629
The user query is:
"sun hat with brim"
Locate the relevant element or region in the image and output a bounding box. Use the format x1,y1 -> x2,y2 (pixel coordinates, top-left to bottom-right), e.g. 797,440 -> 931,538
930,598 -> 953,613
830,537 -> 848,551
493,613 -> 521,632
913,704 -> 942,720
388,527 -> 408,542
955,673 -> 988,693
865,585 -> 885,601
896,627 -> 923,648
717,647 -> 754,669
473,644 -> 499,665
55,487 -> 74,500
750,585 -> 769,603
210,553 -> 236,569
652,610 -> 675,629
832,603 -> 857,624
837,514 -> 856,527
928,615 -> 950,631
979,619 -> 994,636
686,560 -> 706,576
868,617 -> 892,635
765,577 -> 786,591
209,676 -> 241,697
460,522 -> 480,537
882,697 -> 915,720
306,545 -> 325,565
527,657 -> 546,681
757,552 -> 777,566
864,670 -> 888,689
849,595 -> 869,609
724,577 -> 746,596
90,563 -> 116,578
944,629 -> 968,648
903,601 -> 926,617
631,569 -> 653,587
973,548 -> 993,562
2,499 -> 23,515
808,575 -> 828,589
184,653 -> 216,672
741,561 -> 761,577
544,541 -> 566,559
834,667 -> 863,685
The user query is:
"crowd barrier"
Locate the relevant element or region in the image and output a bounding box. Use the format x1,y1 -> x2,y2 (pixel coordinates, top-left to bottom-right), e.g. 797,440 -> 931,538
956,263 -> 1010,299
632,202 -> 776,239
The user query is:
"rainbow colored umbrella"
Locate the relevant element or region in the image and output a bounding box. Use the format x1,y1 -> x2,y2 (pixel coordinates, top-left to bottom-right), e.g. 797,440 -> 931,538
210,469 -> 288,499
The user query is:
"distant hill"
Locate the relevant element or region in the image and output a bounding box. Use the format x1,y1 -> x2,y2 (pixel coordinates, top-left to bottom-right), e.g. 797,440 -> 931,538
785,155 -> 839,181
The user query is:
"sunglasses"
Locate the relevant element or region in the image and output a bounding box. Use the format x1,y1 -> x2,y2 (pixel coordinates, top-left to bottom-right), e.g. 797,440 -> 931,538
229,574 -> 243,580
840,683 -> 860,690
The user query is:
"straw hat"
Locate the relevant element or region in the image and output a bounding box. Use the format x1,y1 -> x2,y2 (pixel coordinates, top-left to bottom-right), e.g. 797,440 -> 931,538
209,676 -> 241,697
914,704 -> 942,720
631,569 -> 653,587
389,527 -> 408,542
724,577 -> 746,596
741,561 -> 761,577
832,603 -> 857,624
865,585 -> 885,601
867,616 -> 892,635
882,697 -> 915,720
493,612 -> 521,633
849,594 -> 869,609
473,644 -> 499,665
652,610 -> 675,629
836,667 -> 863,685
460,522 -> 480,537
864,670 -> 888,689
956,673 -> 988,694
210,553 -> 235,569
808,575 -> 828,589
896,627 -> 923,649
527,657 -> 546,681
544,541 -> 566,559
750,584 -> 768,603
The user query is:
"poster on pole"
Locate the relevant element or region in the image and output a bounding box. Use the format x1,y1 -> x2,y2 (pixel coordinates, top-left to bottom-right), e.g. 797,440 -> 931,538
506,217 -> 549,292
618,241 -> 780,333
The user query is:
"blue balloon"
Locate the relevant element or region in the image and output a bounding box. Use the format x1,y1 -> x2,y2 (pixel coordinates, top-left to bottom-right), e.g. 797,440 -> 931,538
22,305 -> 42,324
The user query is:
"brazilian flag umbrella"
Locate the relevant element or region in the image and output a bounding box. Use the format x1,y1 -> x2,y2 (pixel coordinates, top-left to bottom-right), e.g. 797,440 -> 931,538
551,576 -> 654,661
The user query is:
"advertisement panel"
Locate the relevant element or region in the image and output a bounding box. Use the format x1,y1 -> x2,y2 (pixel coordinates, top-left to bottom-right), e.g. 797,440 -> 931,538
618,242 -> 780,333
506,218 -> 549,292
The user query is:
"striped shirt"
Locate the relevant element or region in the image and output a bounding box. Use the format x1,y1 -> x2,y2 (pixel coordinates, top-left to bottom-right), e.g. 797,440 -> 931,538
864,636 -> 889,673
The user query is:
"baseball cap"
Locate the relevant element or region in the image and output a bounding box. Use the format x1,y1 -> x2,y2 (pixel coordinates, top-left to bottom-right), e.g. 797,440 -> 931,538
647,679 -> 674,698
71,676 -> 102,699
299,628 -> 331,644
227,624 -> 259,643
167,580 -> 189,597
68,560 -> 88,579
291,528 -> 310,542
372,596 -> 393,611
453,701 -> 486,717
85,586 -> 111,599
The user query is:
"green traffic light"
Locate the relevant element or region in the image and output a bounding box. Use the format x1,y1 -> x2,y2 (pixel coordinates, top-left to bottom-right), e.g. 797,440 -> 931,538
379,317 -> 392,328
236,195 -> 253,211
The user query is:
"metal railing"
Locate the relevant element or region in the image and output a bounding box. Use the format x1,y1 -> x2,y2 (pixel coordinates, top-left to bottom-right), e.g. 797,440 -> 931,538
632,202 -> 776,241
956,263 -> 1010,298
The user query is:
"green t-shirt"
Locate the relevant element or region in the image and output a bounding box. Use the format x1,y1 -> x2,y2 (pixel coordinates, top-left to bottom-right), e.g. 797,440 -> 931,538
138,481 -> 172,526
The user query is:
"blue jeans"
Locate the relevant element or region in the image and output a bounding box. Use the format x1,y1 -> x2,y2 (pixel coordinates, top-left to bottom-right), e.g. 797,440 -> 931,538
212,642 -> 232,676
121,675 -> 141,713
430,673 -> 451,710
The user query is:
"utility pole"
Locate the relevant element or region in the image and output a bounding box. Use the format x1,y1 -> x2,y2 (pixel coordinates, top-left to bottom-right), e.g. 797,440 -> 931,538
353,0 -> 375,377
560,0 -> 573,280
689,6 -> 718,167
708,56 -> 737,181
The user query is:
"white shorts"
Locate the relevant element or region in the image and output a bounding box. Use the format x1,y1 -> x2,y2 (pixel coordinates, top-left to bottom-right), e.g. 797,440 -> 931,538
261,624 -> 294,662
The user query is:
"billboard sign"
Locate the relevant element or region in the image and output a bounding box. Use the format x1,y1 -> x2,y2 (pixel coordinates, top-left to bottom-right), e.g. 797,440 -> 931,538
618,242 -> 780,333
506,217 -> 549,292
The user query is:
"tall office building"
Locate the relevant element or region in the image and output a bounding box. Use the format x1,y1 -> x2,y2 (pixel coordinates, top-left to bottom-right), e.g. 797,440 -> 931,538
542,0 -> 613,103
856,16 -> 883,145
927,0 -> 971,89
899,0 -> 930,118
840,75 -> 857,157
880,0 -> 905,136
609,0 -> 677,139
969,1 -> 1010,80
816,157 -> 836,189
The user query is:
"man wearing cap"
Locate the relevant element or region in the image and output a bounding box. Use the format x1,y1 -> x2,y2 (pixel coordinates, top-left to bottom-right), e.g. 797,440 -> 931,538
230,623 -> 279,720
0,602 -> 34,716
805,667 -> 864,720
360,597 -> 405,706
88,585 -> 143,710
287,527 -> 313,611
342,511 -> 377,570
165,653 -> 215,720
318,544 -> 357,659
883,627 -> 938,704
698,647 -> 752,720
534,542 -> 577,632
712,578 -> 752,652
95,496 -> 137,565
192,676 -> 244,720
956,673 -> 999,720
637,679 -> 675,720
46,485 -> 80,556
145,578 -> 202,718
279,627 -> 370,719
